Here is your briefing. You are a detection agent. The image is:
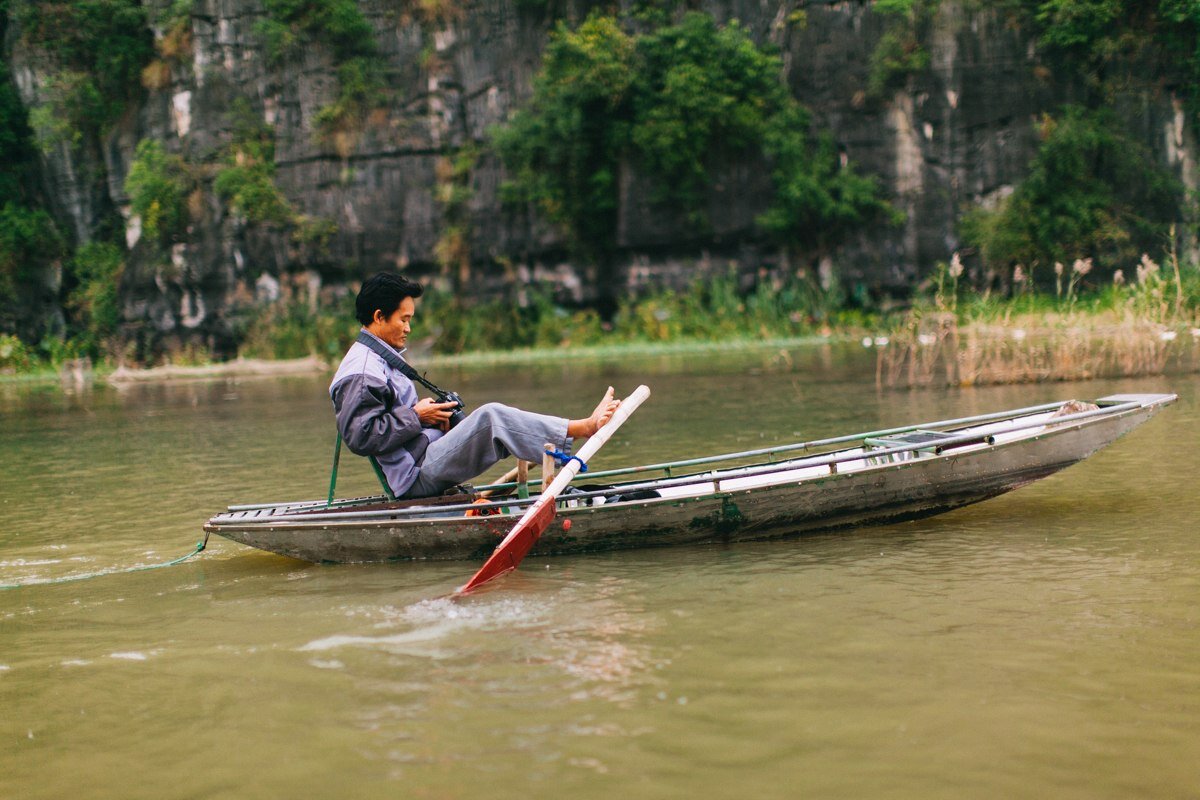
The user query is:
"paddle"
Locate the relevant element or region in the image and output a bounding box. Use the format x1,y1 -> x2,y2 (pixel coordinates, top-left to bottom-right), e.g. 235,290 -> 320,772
457,385 -> 651,594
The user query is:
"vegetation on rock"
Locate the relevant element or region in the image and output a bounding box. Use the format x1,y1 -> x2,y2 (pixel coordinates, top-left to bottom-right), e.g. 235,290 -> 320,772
962,106 -> 1182,283
14,0 -> 153,143
214,101 -> 296,227
494,12 -> 894,264
258,0 -> 388,146
125,139 -> 195,246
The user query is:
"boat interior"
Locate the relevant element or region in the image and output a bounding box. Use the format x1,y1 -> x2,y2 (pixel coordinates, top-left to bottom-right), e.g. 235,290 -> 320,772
207,394 -> 1170,528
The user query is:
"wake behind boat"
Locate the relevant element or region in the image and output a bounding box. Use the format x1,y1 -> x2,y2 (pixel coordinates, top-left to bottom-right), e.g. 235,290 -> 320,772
205,393 -> 1175,563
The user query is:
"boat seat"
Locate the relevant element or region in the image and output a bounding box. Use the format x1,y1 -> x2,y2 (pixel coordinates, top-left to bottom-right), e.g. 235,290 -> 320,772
327,432 -> 396,506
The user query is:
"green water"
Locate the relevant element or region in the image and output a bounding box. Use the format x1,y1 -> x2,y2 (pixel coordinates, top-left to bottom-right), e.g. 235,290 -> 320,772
2,346 -> 1197,799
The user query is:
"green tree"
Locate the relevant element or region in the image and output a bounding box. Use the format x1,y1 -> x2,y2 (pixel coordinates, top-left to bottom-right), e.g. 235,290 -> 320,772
758,106 -> 899,257
0,60 -> 32,199
0,203 -> 64,293
963,107 -> 1182,280
493,13 -> 635,262
15,0 -> 154,132
494,12 -> 891,266
67,241 -> 124,355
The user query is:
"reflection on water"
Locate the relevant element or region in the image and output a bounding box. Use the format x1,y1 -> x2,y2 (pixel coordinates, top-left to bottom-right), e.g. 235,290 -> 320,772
1,346 -> 1198,799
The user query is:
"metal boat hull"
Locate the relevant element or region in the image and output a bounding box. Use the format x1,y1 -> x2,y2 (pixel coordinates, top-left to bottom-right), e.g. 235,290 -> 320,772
205,394 -> 1173,563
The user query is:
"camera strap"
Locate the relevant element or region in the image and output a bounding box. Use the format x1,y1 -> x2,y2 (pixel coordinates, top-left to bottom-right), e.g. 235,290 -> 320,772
356,330 -> 426,384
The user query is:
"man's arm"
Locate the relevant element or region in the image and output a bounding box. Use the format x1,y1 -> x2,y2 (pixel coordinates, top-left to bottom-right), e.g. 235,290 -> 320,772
332,375 -> 424,456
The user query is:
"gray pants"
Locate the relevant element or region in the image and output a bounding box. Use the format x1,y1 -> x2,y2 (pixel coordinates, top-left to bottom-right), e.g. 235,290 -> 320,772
403,402 -> 570,498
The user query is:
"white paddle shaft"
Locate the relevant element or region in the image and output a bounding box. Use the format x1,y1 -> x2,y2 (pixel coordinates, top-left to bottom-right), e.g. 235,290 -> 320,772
492,385 -> 651,551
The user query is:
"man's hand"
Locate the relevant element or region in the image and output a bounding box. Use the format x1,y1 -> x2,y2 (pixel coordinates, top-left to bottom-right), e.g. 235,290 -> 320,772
415,398 -> 458,431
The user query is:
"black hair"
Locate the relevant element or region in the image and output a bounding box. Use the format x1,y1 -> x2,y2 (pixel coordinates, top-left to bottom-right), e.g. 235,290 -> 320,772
355,273 -> 423,325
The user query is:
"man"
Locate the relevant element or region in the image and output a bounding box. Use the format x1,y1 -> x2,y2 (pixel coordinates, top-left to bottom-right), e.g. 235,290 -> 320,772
330,273 -> 621,499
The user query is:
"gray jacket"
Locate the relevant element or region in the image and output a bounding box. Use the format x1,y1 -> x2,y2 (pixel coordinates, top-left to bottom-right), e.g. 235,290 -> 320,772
328,330 -> 445,496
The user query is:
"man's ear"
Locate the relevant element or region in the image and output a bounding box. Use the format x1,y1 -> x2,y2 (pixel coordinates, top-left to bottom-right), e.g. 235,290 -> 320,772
372,308 -> 386,325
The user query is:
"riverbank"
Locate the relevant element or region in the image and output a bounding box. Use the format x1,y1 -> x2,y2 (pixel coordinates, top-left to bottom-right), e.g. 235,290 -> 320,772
1,335 -> 842,387
873,259 -> 1200,387
4,263 -> 1198,388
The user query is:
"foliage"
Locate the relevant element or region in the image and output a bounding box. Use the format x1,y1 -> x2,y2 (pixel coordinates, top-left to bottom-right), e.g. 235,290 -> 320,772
142,0 -> 195,89
214,101 -> 295,226
867,0 -> 936,98
1158,0 -> 1200,93
629,14 -> 789,215
213,100 -> 337,250
124,139 -> 194,245
0,58 -> 34,199
257,0 -> 387,141
311,56 -> 389,144
0,203 -> 65,300
15,0 -> 154,130
433,146 -> 478,285
962,107 -> 1182,282
414,271 -> 859,355
1018,1 -> 1200,119
67,242 -> 124,355
758,109 -> 900,252
237,297 -> 359,361
257,0 -> 376,62
494,12 -> 891,262
493,13 -> 634,260
0,333 -> 38,371
27,71 -> 106,152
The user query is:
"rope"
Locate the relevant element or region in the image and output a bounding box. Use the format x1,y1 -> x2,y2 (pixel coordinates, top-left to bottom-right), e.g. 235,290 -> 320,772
0,533 -> 210,591
545,447 -> 588,473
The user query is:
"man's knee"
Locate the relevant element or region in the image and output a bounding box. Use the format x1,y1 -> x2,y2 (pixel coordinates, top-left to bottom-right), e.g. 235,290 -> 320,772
475,402 -> 514,421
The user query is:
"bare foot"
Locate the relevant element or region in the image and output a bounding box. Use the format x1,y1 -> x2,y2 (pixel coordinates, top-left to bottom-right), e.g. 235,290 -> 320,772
567,387 -> 622,438
588,386 -> 621,434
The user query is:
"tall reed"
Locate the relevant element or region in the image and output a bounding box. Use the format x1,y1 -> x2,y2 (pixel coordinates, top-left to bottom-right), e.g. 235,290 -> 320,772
878,254 -> 1200,388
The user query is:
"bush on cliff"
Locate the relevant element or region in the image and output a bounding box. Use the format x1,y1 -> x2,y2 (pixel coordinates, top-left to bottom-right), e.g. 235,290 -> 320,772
214,101 -> 295,227
67,242 -> 123,357
124,139 -> 194,246
14,0 -> 153,136
0,203 -> 64,302
963,106 -> 1182,283
494,11 -> 892,264
257,0 -> 387,144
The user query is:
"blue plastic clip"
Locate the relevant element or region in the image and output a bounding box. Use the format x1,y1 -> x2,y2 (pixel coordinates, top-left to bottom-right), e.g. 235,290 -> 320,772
546,448 -> 588,472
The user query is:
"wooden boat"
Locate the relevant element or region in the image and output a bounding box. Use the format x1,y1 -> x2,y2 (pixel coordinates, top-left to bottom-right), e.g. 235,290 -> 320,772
205,393 -> 1175,563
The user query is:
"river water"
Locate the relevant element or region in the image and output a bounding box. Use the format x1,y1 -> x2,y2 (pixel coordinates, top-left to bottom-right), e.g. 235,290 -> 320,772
2,346 -> 1197,799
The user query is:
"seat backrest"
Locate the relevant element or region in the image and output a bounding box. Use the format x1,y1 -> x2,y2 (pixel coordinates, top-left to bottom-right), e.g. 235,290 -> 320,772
328,432 -> 396,506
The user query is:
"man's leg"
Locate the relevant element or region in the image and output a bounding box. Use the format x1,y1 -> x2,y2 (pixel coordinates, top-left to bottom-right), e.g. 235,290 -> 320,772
404,403 -> 570,497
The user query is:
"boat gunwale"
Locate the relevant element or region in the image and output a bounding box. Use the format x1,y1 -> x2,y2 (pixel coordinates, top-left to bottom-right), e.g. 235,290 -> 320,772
224,399 -> 1074,513
207,394 -> 1173,530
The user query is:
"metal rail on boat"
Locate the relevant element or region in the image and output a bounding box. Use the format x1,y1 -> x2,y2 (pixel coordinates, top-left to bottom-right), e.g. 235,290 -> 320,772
220,398 -> 1152,525
225,399 -> 1078,514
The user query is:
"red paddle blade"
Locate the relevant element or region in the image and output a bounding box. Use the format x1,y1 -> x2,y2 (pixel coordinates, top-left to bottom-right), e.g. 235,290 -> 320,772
458,500 -> 557,594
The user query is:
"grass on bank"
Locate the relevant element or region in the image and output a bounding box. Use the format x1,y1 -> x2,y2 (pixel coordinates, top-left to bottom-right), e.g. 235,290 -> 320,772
0,272 -> 867,379
878,254 -> 1200,388
232,272 -> 870,365
4,260 -> 1200,384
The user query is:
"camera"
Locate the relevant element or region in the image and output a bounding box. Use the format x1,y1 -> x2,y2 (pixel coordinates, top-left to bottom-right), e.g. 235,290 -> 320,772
437,390 -> 467,429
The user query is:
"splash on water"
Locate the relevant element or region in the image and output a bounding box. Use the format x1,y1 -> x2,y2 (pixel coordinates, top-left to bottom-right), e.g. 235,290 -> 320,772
299,595 -> 550,654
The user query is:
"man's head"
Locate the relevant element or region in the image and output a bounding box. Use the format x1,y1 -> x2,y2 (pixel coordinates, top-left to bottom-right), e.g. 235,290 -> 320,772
357,273 -> 423,349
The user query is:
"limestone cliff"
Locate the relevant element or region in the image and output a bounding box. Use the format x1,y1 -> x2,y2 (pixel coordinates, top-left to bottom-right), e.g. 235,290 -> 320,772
3,0 -> 1196,355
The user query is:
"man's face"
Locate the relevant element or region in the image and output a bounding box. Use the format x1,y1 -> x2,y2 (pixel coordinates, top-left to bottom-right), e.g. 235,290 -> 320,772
373,296 -> 416,349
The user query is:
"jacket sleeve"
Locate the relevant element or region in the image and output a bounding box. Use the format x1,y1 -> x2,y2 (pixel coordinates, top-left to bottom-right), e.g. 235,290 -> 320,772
331,373 -> 423,456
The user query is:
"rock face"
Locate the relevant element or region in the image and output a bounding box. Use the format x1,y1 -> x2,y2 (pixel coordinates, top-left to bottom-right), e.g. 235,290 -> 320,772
3,0 -> 1197,353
